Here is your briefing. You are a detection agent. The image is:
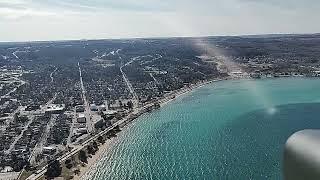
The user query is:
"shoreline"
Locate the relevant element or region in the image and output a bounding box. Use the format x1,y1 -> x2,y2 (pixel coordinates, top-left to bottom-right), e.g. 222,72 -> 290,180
73,137 -> 114,180
27,76 -> 311,179
65,76 -> 316,180
75,78 -> 226,180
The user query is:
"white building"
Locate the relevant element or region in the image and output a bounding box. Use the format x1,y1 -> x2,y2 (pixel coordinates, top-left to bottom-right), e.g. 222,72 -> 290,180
77,113 -> 86,123
45,104 -> 65,114
76,128 -> 88,134
43,146 -> 56,154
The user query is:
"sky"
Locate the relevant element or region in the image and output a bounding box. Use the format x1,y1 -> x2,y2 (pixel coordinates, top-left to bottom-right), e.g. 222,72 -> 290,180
0,0 -> 320,42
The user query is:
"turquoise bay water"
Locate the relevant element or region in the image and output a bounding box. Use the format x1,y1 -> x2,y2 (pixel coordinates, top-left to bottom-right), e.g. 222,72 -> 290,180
87,78 -> 320,179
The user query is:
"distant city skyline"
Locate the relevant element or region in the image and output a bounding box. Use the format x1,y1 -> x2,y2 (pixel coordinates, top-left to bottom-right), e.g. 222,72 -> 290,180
1,0 -> 320,42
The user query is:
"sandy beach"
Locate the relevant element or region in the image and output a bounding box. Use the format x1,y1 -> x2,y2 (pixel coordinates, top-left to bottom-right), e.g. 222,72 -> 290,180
73,137 -> 115,180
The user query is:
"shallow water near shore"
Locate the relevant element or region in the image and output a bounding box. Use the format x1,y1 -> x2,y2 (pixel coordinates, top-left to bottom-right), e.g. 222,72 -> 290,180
84,78 -> 320,180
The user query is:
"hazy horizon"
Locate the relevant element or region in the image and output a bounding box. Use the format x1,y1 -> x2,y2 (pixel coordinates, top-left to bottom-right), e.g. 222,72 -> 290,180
1,0 -> 320,42
1,32 -> 320,43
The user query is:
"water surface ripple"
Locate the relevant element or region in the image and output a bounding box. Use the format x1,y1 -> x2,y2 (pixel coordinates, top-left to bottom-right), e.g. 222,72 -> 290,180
85,78 -> 320,180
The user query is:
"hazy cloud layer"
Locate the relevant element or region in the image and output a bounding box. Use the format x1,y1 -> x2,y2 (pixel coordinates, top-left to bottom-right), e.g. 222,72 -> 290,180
0,0 -> 319,41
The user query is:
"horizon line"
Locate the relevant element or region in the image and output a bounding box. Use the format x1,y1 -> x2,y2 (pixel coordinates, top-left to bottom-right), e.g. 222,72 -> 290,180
1,32 -> 319,44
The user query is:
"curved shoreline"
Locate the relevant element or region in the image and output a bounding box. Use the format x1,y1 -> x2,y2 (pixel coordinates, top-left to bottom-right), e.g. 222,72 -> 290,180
75,78 -> 227,180
75,76 -> 320,180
